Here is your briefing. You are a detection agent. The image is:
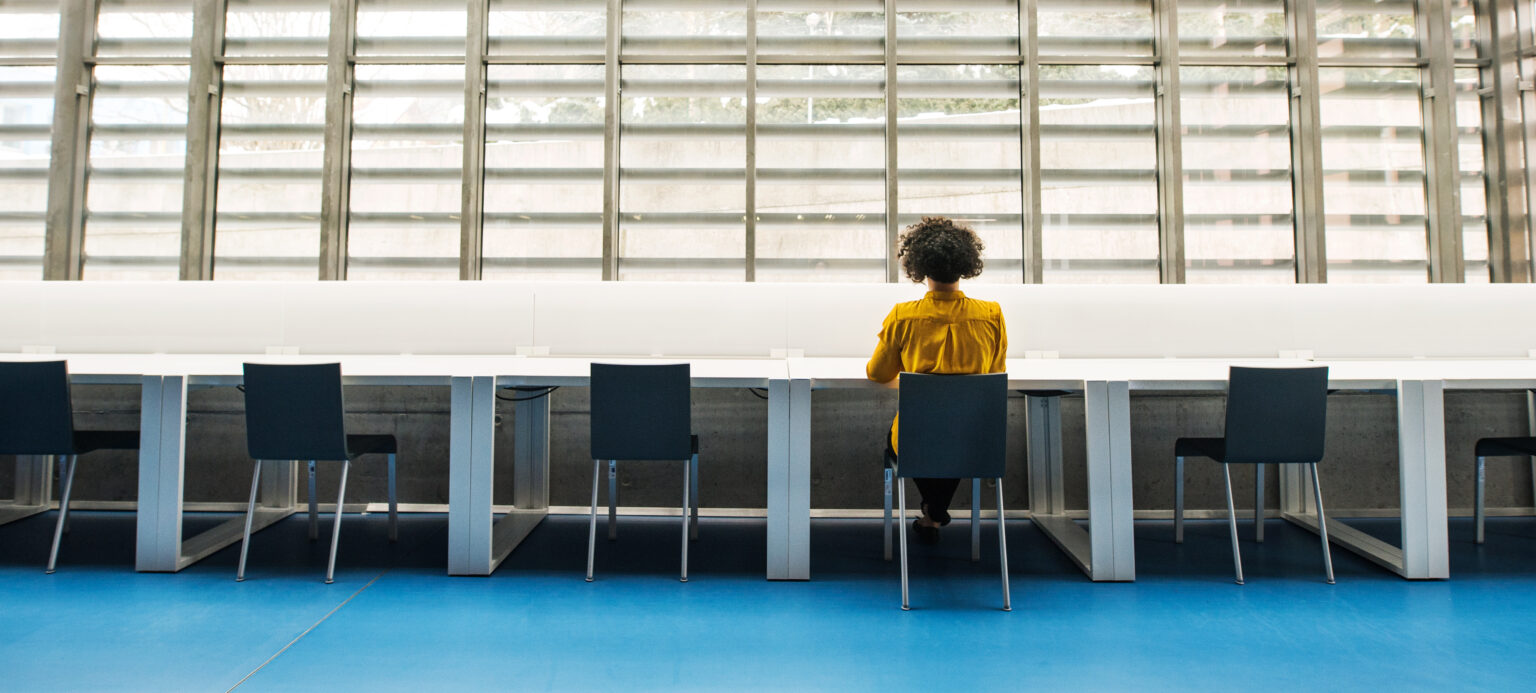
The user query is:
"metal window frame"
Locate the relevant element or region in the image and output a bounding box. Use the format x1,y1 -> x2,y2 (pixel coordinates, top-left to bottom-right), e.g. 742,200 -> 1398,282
318,0 -> 357,280
1019,0 -> 1042,283
1478,0 -> 1530,282
1288,0 -> 1328,283
1421,0 -> 1467,282
1152,0 -> 1185,284
43,0 -> 99,281
178,0 -> 226,281
460,0 -> 489,280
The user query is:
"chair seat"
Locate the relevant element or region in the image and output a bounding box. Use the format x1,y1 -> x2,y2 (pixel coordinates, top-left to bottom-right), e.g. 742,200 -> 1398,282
1475,437 -> 1536,458
346,434 -> 398,457
72,430 -> 140,455
1174,437 -> 1227,462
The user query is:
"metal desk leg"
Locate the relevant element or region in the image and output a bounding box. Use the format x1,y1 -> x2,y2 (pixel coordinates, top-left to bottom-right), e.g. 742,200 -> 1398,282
1397,379 -> 1449,579
449,376 -> 497,576
1085,381 -> 1135,581
136,375 -> 186,572
766,378 -> 811,580
0,455 -> 52,527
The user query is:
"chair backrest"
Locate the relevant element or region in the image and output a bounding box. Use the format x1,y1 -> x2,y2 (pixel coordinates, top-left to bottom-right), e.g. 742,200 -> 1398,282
590,363 -> 692,461
896,372 -> 1007,479
0,360 -> 77,455
242,362 -> 350,461
1223,366 -> 1329,464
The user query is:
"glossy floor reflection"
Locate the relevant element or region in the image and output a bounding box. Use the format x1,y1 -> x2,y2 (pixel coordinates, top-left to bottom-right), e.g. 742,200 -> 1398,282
2,510 -> 1534,691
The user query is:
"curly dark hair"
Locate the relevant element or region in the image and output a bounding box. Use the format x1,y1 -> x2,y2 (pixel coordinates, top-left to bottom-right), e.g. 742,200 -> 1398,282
897,216 -> 985,284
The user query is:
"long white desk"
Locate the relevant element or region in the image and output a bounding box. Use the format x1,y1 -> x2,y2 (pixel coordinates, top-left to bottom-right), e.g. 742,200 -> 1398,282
785,357 -> 1536,582
8,352 -> 1536,582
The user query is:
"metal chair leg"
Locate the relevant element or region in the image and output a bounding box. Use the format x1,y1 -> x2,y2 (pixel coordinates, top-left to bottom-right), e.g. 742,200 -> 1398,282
387,453 -> 398,543
1254,463 -> 1265,543
236,460 -> 262,582
971,478 -> 982,562
46,455 -> 78,574
996,479 -> 1011,612
586,458 -> 600,582
607,459 -> 618,541
680,459 -> 690,582
1475,456 -> 1486,544
1222,465 -> 1244,585
59,455 -> 72,535
1311,463 -> 1335,584
898,480 -> 909,611
882,467 -> 893,561
1174,456 -> 1184,544
326,459 -> 349,584
307,460 -> 318,541
690,454 -> 700,540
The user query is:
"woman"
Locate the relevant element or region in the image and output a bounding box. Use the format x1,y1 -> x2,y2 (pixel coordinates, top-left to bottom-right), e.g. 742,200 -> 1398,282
866,216 -> 1007,542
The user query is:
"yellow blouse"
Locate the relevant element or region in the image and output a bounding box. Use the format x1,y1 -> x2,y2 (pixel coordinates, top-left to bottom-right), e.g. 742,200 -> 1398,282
866,290 -> 1008,454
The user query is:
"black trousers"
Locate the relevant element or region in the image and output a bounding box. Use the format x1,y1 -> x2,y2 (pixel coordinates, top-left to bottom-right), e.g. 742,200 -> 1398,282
887,435 -> 961,523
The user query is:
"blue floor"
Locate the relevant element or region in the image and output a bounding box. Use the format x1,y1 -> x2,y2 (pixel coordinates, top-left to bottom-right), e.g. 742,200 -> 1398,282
4,509 -> 1536,692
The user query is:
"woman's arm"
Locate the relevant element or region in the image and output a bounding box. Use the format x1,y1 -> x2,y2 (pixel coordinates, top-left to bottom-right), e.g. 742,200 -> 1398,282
990,310 -> 1008,374
866,307 -> 903,383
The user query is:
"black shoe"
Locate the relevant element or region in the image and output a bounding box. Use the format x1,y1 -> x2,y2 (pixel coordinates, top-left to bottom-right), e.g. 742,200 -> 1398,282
913,519 -> 940,545
922,503 -> 952,527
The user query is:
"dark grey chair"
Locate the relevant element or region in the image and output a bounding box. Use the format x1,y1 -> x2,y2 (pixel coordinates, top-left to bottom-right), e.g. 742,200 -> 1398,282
890,372 -> 1010,611
238,363 -> 397,584
0,361 -> 139,573
1472,436 -> 1536,543
587,363 -> 699,582
1174,366 -> 1333,585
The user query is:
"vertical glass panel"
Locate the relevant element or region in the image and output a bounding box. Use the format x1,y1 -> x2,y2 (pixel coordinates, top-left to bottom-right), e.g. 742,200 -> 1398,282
1450,0 -> 1477,61
0,0 -> 59,59
894,0 -> 1019,59
758,0 -> 883,60
1315,0 -> 1417,60
83,65 -> 189,280
488,0 -> 607,58
757,64 -> 886,282
1181,66 -> 1295,283
96,0 -> 194,58
1456,67 -> 1489,282
224,0 -> 330,58
355,0 -> 467,57
214,65 -> 326,280
482,64 -> 605,280
348,64 -> 464,280
1319,67 -> 1428,282
896,64 -> 1021,283
0,66 -> 53,280
618,64 -> 746,281
1038,0 -> 1154,58
1039,65 -> 1158,283
622,0 -> 747,59
1177,0 -> 1286,60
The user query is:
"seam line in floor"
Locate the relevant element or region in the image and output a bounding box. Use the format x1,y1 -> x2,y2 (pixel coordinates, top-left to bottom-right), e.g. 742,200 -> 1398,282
225,569 -> 389,692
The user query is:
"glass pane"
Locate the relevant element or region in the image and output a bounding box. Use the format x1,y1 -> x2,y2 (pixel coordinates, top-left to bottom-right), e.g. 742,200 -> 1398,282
758,0 -> 883,60
348,64 -> 464,280
96,0 -> 194,59
355,0 -> 466,57
895,0 -> 1018,59
488,0 -> 606,57
1181,65 -> 1295,283
482,64 -> 605,280
0,66 -> 53,280
83,65 -> 189,280
224,0 -> 330,58
1177,0 -> 1286,60
1315,0 -> 1416,60
896,64 -> 1021,283
1039,0 -> 1154,59
214,65 -> 326,280
622,0 -> 747,59
618,64 -> 746,281
0,0 -> 59,60
1456,67 -> 1489,282
1040,65 -> 1158,283
757,64 -> 886,282
1319,67 -> 1428,282
1451,0 -> 1477,61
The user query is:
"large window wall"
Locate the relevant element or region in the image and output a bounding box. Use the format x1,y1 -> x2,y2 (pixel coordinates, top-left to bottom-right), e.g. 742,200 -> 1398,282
15,0 -> 1533,284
